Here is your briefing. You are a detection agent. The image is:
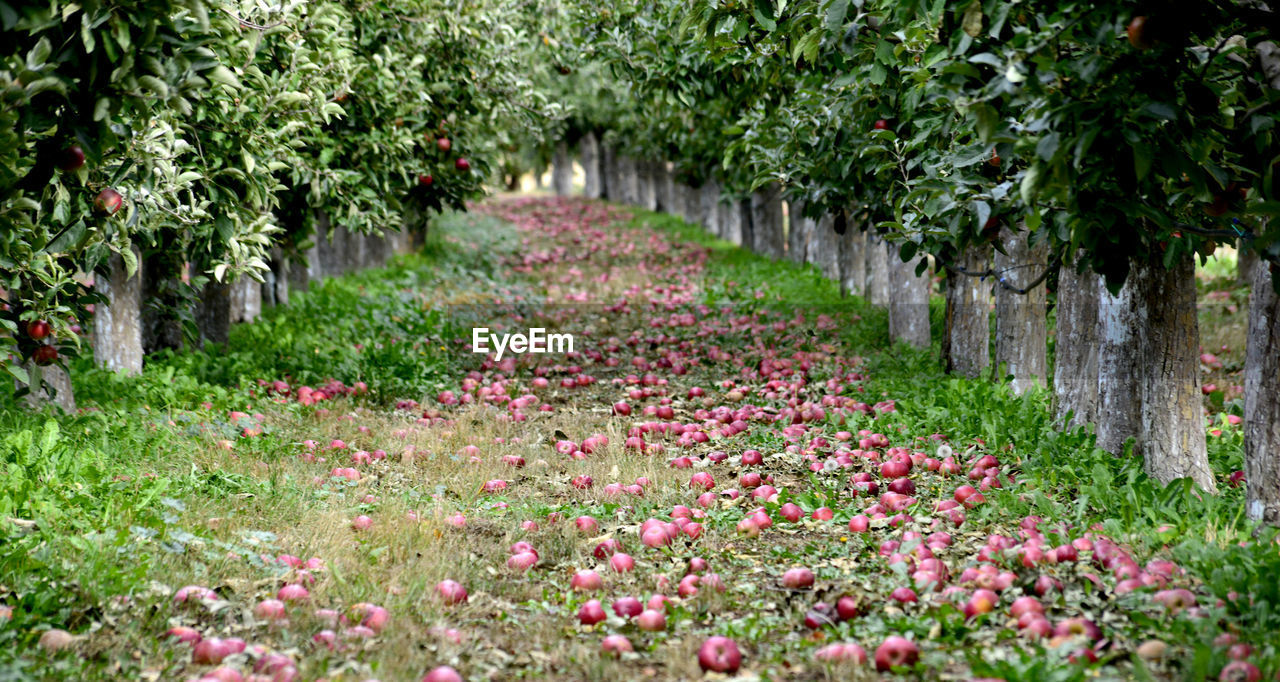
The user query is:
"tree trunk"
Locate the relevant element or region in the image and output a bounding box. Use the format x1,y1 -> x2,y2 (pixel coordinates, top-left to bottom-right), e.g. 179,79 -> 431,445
581,133 -> 601,199
808,214 -> 841,282
196,279 -> 232,347
1131,253 -> 1215,490
270,248 -> 291,307
942,245 -> 990,377
642,160 -> 661,211
20,362 -> 75,413
992,226 -> 1049,394
552,140 -> 574,196
262,267 -> 276,308
1096,274 -> 1142,454
787,201 -> 811,264
92,248 -> 143,374
700,179 -> 721,235
864,232 -> 890,306
838,225 -> 866,297
720,197 -> 747,246
888,245 -> 931,348
230,275 -> 262,324
655,162 -> 674,213
1053,253 -> 1101,427
749,183 -> 785,260
1245,262 -> 1280,523
685,184 -> 701,224
600,143 -> 616,201
1238,246 -> 1260,286
343,227 -> 365,273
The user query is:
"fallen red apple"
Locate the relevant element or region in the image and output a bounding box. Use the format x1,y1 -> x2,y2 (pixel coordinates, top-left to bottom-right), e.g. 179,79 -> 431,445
422,666 -> 463,682
782,567 -> 815,589
697,636 -> 742,673
578,599 -> 606,625
436,579 -> 468,605
874,635 -> 919,672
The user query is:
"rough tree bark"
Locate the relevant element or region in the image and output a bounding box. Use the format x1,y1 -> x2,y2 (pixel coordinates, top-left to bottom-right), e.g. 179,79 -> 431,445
1245,262 -> 1280,523
942,244 -> 991,378
230,275 -> 262,324
601,143 -> 617,201
1053,253 -> 1101,427
196,279 -> 232,347
864,232 -> 890,306
699,179 -> 721,235
654,161 -> 673,213
808,214 -> 840,282
888,245 -> 932,348
93,248 -> 143,373
552,140 -> 574,196
1130,253 -> 1215,490
719,198 -> 747,246
1243,40 -> 1280,520
992,226 -> 1048,394
750,183 -> 785,260
837,219 -> 866,297
680,184 -> 699,224
581,133 -> 601,199
1095,274 -> 1143,454
787,202 -> 812,264
21,362 -> 76,413
641,160 -> 660,211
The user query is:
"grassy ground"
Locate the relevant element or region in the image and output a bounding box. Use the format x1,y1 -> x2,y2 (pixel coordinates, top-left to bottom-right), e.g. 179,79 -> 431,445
1,197 -> 1275,682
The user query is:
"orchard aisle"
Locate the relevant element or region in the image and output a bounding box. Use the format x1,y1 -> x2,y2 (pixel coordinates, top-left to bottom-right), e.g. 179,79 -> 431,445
6,197 -> 1270,681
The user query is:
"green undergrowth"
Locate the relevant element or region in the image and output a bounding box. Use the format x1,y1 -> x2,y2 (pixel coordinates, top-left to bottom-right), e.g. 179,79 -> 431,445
0,202 -> 1273,680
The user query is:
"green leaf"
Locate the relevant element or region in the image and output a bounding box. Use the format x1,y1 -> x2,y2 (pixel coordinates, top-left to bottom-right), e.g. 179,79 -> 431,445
1020,164 -> 1041,204
1133,143 -> 1152,180
825,0 -> 850,33
6,363 -> 30,385
208,66 -> 241,89
26,37 -> 51,69
875,40 -> 896,65
1035,132 -> 1060,161
45,222 -> 87,255
753,0 -> 777,31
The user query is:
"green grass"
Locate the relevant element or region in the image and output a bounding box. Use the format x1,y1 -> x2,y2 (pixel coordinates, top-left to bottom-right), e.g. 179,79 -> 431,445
0,200 -> 1273,681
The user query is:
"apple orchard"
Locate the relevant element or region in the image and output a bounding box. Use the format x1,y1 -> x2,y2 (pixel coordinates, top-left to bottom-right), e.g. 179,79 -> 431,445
3,1 -> 1280,681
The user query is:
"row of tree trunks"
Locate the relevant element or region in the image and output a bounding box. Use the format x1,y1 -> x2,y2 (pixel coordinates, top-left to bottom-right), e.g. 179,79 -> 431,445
807,214 -> 840,282
992,226 -> 1048,394
552,140 -> 574,196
